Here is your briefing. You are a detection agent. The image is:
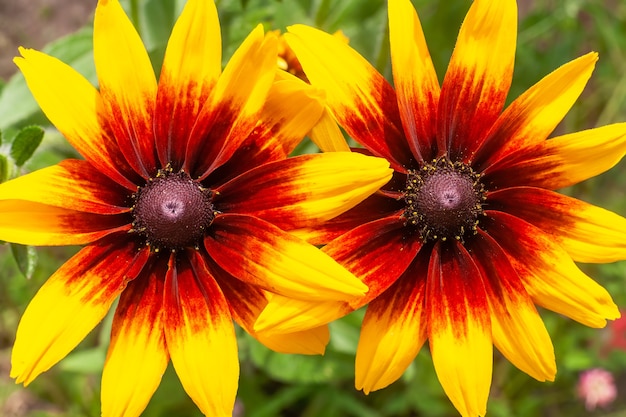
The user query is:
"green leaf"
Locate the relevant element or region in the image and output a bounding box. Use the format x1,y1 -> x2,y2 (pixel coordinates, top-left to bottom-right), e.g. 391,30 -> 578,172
0,154 -> 10,183
10,125 -> 44,166
59,347 -> 106,374
10,243 -> 38,280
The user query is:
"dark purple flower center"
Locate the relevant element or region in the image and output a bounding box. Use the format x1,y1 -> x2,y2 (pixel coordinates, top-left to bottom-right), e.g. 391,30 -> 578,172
132,169 -> 215,251
404,158 -> 485,242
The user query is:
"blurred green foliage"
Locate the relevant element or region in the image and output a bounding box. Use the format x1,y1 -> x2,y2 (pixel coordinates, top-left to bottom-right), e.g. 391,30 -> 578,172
1,0 -> 626,416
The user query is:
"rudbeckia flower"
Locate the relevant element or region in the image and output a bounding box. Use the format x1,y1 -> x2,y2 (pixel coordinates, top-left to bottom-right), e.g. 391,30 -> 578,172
2,0 -> 392,416
257,0 -> 626,415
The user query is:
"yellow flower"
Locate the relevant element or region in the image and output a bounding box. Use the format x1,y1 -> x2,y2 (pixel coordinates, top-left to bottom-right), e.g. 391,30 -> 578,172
2,0 -> 392,416
256,1 -> 626,416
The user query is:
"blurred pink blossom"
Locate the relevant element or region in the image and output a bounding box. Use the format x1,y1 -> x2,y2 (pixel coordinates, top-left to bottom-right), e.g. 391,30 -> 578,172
577,368 -> 617,411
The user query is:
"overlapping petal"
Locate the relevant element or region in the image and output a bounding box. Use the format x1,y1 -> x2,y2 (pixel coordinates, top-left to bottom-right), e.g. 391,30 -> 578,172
215,152 -> 392,230
155,0 -> 221,168
101,259 -> 169,417
163,251 -> 238,417
388,0 -> 439,162
475,52 -> 597,169
204,214 -> 367,302
186,26 -> 277,179
209,258 -> 329,355
488,187 -> 626,263
308,108 -> 351,152
286,25 -> 412,171
14,48 -> 137,189
94,0 -> 157,178
484,211 -> 619,328
256,216 -> 420,334
485,123 -> 626,190
439,0 -> 516,161
11,239 -> 149,385
427,242 -> 492,417
355,257 -> 428,394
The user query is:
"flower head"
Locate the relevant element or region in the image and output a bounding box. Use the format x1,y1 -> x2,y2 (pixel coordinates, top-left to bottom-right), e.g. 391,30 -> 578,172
257,0 -> 626,415
577,368 -> 617,411
2,0 -> 392,415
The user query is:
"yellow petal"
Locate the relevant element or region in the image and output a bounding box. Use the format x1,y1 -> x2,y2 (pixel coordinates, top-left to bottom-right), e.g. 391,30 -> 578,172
439,0 -> 516,160
14,48 -> 136,189
388,0 -> 440,161
477,52 -> 597,168
102,265 -> 169,417
255,325 -> 329,355
258,77 -> 326,155
216,152 -> 392,229
471,230 -> 555,382
155,0 -> 221,166
286,25 -> 411,170
427,242 -> 492,417
486,123 -> 626,191
255,295 -> 350,335
188,25 -> 277,178
94,0 -> 157,177
355,273 -> 427,393
11,241 -> 149,385
308,107 -> 351,152
163,251 -> 238,417
488,187 -> 626,263
0,200 -> 129,246
215,272 -> 329,355
487,211 -> 619,328
0,160 -> 128,214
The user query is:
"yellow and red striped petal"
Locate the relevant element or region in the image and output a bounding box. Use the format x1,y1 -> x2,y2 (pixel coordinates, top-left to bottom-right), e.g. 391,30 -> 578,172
94,0 -> 157,178
14,48 -> 137,189
204,214 -> 367,302
323,215 -> 421,304
485,123 -> 626,190
355,261 -> 428,394
488,187 -> 626,263
0,160 -> 128,214
186,26 -> 277,179
215,152 -> 392,230
11,239 -> 149,385
292,193 -> 403,245
485,211 -> 619,328
210,261 -> 329,355
470,230 -> 556,381
202,78 -> 327,188
155,0 -> 221,168
163,250 -> 238,417
0,201 -> 129,246
439,0 -> 516,161
256,215 -> 420,334
475,53 -> 597,170
308,108 -> 351,152
388,0 -> 439,162
102,260 -> 169,417
427,242 -> 492,417
286,25 -> 411,171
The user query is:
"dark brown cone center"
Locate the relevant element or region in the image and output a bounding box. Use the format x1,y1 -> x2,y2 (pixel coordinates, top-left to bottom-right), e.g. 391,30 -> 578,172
132,171 -> 214,250
404,159 -> 484,242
